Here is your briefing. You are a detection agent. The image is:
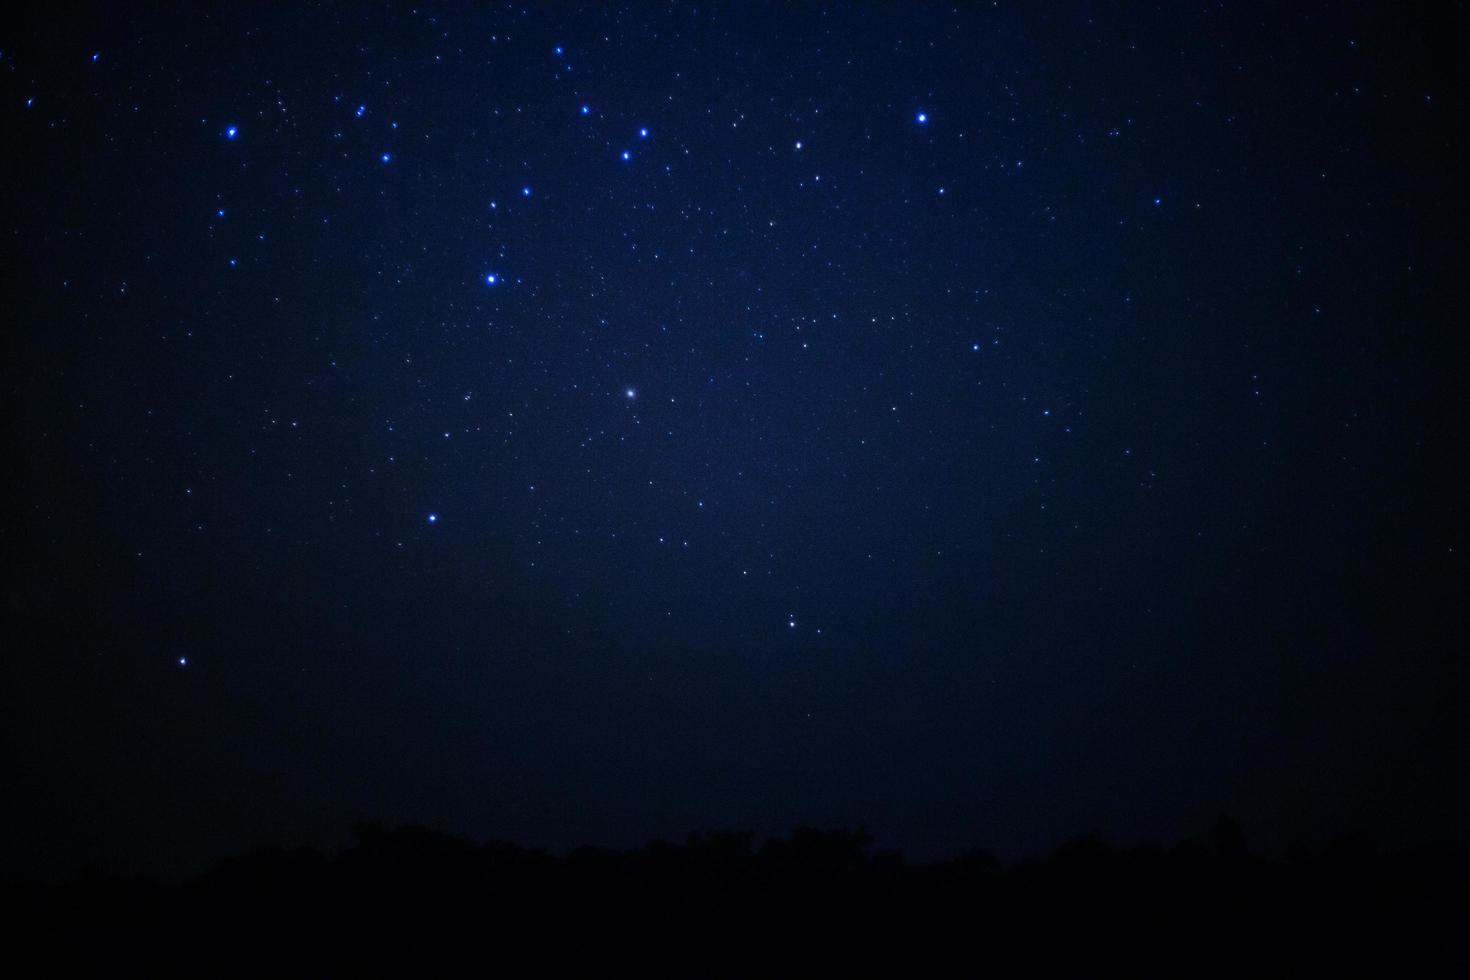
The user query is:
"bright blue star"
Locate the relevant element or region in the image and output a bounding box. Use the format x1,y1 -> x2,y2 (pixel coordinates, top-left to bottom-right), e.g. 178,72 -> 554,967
91,52 -> 100,63
580,104 -> 590,115
1153,196 -> 1162,206
356,104 -> 366,117
225,125 -> 238,139
178,656 -> 187,666
228,258 -> 238,267
555,46 -> 564,56
621,150 -> 631,161
216,208 -> 225,218
521,186 -> 532,197
427,513 -> 438,524
639,127 -> 649,138
625,388 -> 637,400
916,111 -> 928,124
485,273 -> 499,286
380,152 -> 391,163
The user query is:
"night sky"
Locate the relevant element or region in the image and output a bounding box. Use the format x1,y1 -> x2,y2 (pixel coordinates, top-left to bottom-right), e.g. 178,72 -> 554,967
3,2 -> 1464,880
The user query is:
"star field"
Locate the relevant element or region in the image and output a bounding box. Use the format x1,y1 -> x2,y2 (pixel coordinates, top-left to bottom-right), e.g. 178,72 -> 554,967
2,2 -> 1464,877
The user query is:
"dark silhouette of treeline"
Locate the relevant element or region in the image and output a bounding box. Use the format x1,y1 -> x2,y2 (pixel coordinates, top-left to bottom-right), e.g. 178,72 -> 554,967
8,819 -> 1465,974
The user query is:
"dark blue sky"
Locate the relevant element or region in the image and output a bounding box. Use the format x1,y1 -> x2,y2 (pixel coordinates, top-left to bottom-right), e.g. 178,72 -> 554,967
3,1 -> 1464,878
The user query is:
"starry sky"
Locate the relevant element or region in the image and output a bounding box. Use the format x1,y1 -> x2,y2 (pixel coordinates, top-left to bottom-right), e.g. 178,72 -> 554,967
3,2 -> 1465,878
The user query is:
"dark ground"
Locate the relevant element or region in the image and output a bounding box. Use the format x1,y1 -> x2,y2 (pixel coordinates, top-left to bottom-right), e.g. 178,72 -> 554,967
8,820 -> 1466,974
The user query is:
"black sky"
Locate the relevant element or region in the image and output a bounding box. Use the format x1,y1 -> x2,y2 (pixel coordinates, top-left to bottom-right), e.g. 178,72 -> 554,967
2,1 -> 1465,880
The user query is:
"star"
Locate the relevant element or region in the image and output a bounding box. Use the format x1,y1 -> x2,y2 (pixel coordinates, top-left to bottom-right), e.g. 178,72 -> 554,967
581,104 -> 590,115
380,152 -> 392,163
177,656 -> 187,666
225,125 -> 238,139
356,104 -> 366,117
621,150 -> 631,161
427,513 -> 438,524
521,186 -> 532,197
485,272 -> 499,285
916,111 -> 927,124
625,388 -> 637,399
639,127 -> 649,138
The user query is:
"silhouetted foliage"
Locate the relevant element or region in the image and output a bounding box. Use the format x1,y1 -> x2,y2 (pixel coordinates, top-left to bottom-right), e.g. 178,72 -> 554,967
6,819 -> 1465,974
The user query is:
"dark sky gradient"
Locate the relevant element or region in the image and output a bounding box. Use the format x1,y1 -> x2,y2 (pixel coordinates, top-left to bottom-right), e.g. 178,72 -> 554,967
3,2 -> 1465,879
